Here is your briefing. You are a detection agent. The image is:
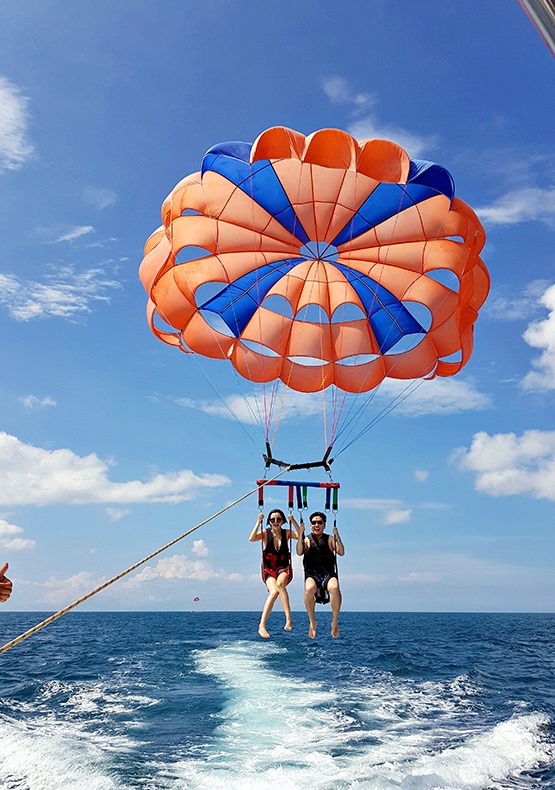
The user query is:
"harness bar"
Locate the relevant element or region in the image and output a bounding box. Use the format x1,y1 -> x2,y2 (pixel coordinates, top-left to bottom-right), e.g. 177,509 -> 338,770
257,479 -> 340,512
263,442 -> 334,472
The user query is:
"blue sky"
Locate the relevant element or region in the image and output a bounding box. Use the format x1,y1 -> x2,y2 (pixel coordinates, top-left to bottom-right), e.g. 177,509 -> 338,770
1,1 -> 554,616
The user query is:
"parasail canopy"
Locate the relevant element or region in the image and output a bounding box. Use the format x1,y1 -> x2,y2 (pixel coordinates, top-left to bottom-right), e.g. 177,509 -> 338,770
140,127 -> 488,399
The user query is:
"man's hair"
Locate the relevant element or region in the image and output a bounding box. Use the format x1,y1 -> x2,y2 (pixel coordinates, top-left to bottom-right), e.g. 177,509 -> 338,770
309,511 -> 327,524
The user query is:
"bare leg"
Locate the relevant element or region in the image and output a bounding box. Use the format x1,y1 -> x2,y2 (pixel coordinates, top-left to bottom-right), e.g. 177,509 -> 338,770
328,578 -> 342,638
258,577 -> 279,638
304,578 -> 318,638
276,570 -> 293,630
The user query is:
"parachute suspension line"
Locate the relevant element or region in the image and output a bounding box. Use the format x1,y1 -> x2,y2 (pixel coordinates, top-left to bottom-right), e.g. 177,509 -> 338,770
334,378 -> 426,457
0,470 -> 290,656
179,349 -> 260,450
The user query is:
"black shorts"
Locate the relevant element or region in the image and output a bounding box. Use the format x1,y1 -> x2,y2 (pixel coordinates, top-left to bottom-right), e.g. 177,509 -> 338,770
305,572 -> 337,605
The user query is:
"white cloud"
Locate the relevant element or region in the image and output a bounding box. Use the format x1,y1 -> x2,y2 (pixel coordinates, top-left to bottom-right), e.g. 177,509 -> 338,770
476,187 -> 555,229
0,518 -> 36,551
321,76 -> 437,158
192,539 -> 209,557
414,469 -> 429,482
399,571 -> 441,583
83,186 -> 117,211
54,226 -> 95,243
20,395 -> 57,410
105,508 -> 130,521
384,509 -> 412,525
342,497 -> 404,511
322,76 -> 374,108
342,497 -> 413,525
122,553 -> 244,589
0,432 -> 230,506
176,389 -> 324,426
486,279 -> 550,321
377,377 -> 492,417
455,429 -> 555,501
347,116 -> 438,160
522,283 -> 555,391
42,570 -> 100,604
0,266 -> 121,321
178,376 -> 490,430
0,76 -> 34,172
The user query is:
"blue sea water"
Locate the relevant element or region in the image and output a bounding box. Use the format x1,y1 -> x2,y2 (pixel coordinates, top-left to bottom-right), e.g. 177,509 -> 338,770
1,611 -> 554,789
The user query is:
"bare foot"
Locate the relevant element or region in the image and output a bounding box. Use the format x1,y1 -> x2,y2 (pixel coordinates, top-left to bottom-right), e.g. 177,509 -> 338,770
284,622 -> 292,631
331,621 -> 339,638
258,626 -> 270,638
308,622 -> 317,639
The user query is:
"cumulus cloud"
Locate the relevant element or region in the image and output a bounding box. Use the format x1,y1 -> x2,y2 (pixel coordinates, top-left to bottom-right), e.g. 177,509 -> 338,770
455,429 -> 555,501
0,432 -> 230,506
20,395 -> 57,410
414,469 -> 429,482
522,283 -> 555,391
476,187 -> 555,229
121,553 -> 244,589
0,76 -> 34,172
0,265 -> 121,321
192,539 -> 209,557
41,570 -> 100,605
0,518 -> 36,551
322,76 -> 438,158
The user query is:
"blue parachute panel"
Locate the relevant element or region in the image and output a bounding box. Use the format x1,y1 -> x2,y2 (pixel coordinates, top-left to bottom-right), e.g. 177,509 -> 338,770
333,262 -> 426,353
201,144 -> 310,244
333,183 -> 443,247
200,258 -> 304,337
408,160 -> 455,200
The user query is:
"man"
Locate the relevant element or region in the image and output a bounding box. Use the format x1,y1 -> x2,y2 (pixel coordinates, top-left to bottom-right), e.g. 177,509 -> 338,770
296,511 -> 345,639
0,562 -> 13,603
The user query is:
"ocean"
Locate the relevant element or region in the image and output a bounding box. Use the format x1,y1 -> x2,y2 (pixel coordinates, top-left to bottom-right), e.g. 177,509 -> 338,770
0,611 -> 554,789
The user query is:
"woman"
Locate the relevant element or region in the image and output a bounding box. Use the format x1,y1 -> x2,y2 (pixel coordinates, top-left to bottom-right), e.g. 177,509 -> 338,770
249,509 -> 299,638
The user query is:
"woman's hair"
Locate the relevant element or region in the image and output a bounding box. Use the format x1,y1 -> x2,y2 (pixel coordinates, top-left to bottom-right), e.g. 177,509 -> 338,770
267,508 -> 287,526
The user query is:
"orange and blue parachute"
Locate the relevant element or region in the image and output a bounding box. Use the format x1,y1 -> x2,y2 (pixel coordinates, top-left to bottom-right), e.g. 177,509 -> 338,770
139,127 -> 489,460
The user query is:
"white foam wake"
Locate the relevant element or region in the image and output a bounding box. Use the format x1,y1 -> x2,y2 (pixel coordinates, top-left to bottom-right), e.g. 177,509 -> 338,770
0,677 -> 153,790
166,642 -> 554,790
0,715 -> 121,790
